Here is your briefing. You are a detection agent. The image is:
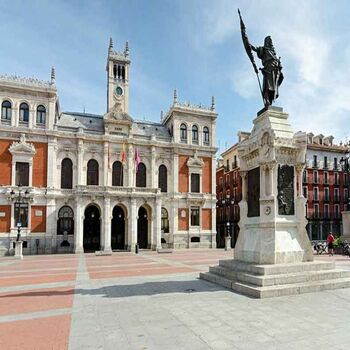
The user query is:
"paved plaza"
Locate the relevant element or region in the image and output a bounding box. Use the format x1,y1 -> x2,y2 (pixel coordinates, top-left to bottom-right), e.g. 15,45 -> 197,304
0,250 -> 349,350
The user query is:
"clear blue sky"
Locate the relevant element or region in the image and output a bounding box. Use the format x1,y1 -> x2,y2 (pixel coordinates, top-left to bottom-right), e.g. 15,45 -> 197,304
1,0 -> 349,153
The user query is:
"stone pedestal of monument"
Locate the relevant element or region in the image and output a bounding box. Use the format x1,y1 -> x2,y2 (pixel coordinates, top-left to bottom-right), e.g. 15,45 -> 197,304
341,211 -> 350,242
14,241 -> 23,260
200,106 -> 350,298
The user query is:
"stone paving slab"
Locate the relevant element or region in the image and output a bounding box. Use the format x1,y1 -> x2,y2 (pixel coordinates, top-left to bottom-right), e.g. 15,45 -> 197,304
0,251 -> 349,349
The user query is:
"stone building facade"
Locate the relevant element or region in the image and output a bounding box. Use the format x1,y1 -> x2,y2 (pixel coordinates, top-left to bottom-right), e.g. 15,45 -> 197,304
0,39 -> 217,256
216,132 -> 349,244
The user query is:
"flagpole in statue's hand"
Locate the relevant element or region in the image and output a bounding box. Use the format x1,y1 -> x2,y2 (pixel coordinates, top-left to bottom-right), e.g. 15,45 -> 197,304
237,8 -> 267,107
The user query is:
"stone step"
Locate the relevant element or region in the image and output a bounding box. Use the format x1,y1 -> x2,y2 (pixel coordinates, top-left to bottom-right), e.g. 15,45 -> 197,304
218,259 -> 335,275
200,272 -> 350,298
209,265 -> 350,287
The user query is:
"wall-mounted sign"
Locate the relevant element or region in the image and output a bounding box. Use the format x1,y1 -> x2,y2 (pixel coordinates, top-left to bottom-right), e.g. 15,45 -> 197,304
35,210 -> 43,217
0,212 -> 5,217
181,210 -> 186,218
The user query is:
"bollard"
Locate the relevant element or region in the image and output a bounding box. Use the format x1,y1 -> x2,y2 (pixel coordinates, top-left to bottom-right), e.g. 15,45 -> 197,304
135,243 -> 139,254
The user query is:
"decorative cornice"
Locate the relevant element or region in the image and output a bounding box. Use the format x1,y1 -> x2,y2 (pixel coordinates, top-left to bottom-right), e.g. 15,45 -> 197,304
0,74 -> 56,89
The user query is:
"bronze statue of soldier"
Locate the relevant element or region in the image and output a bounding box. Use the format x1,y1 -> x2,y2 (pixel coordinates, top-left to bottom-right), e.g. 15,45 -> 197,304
250,36 -> 284,106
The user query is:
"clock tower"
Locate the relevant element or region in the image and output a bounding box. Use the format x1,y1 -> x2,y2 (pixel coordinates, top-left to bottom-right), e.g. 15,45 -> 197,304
106,38 -> 130,113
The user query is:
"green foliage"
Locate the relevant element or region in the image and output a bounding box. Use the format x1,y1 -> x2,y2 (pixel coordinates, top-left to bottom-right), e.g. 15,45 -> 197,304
333,237 -> 340,247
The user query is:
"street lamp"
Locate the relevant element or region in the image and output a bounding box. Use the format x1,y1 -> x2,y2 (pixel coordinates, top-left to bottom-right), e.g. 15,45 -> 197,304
10,185 -> 29,241
340,155 -> 350,210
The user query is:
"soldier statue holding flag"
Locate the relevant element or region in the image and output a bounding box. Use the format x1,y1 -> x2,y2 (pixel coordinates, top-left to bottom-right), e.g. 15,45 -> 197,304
238,9 -> 284,107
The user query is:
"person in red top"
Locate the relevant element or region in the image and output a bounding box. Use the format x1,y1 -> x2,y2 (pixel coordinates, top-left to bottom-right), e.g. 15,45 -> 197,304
327,232 -> 335,256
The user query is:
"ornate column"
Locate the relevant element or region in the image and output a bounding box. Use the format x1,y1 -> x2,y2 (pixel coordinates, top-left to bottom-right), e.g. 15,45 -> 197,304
153,197 -> 162,250
77,139 -> 84,186
173,151 -> 178,193
102,197 -> 111,252
151,146 -> 156,188
128,198 -> 137,251
240,171 -> 248,201
74,199 -> 84,253
103,142 -> 109,186
47,137 -> 57,188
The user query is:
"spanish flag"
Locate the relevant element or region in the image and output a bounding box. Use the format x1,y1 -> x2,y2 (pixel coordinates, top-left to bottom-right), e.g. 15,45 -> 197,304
121,143 -> 126,165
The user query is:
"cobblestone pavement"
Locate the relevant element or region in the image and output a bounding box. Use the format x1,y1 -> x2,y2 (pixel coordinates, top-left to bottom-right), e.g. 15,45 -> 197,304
0,250 -> 349,350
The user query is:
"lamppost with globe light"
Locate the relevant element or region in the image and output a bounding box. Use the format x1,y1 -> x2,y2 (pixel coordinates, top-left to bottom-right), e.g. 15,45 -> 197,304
10,185 -> 29,241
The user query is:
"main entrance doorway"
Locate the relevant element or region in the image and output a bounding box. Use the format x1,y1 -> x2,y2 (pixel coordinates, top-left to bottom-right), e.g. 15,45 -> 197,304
83,205 -> 100,252
137,206 -> 148,249
111,205 -> 126,250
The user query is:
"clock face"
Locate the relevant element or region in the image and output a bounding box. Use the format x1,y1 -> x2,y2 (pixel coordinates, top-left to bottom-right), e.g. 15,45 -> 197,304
116,86 -> 123,96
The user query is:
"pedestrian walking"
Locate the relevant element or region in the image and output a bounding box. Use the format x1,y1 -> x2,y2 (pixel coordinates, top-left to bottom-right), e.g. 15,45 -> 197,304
327,232 -> 335,256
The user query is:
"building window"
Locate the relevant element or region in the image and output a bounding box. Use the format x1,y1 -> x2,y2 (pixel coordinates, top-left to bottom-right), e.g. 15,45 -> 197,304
334,188 -> 340,202
303,170 -> 307,183
324,187 -> 329,201
36,105 -> 46,124
180,123 -> 187,143
61,158 -> 73,189
313,187 -> 319,201
334,172 -> 339,185
112,161 -> 123,186
191,173 -> 200,193
203,127 -> 209,145
324,156 -> 328,169
226,206 -> 230,220
190,206 -> 200,226
345,188 -> 349,202
158,165 -> 167,192
192,125 -> 198,144
161,207 -> 169,233
233,187 -> 238,201
57,206 -> 74,235
87,159 -> 99,185
303,186 -> 308,199
313,155 -> 318,168
233,205 -> 239,220
19,103 -> 29,122
324,204 -> 329,219
233,155 -> 238,169
313,170 -> 318,184
219,177 -> 223,188
1,100 -> 11,120
16,162 -> 29,186
136,162 -> 146,187
335,204 -> 340,218
334,157 -> 338,170
233,171 -> 238,185
14,203 -> 28,227
226,159 -> 230,172
324,172 -> 329,184
345,173 -> 349,186
226,174 -> 230,187
314,204 -> 319,218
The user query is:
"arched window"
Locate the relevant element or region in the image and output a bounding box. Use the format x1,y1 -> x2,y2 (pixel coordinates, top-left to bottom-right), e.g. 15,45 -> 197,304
1,100 -> 11,120
161,207 -> 169,233
57,206 -> 74,235
61,158 -> 73,189
158,165 -> 167,192
19,103 -> 29,122
136,162 -> 146,187
112,161 -> 123,186
192,125 -> 198,144
203,126 -> 210,145
180,123 -> 187,143
36,105 -> 46,124
87,159 -> 99,185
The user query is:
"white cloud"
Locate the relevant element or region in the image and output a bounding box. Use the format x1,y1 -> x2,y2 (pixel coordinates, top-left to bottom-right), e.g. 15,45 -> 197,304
184,0 -> 350,142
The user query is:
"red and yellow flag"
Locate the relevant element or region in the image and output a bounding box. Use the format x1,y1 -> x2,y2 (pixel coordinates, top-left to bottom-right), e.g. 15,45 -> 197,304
121,143 -> 126,165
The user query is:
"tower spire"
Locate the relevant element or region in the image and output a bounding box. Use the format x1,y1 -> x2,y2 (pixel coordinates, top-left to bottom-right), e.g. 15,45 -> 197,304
124,41 -> 129,57
211,95 -> 215,111
109,37 -> 113,52
173,88 -> 178,105
50,66 -> 56,84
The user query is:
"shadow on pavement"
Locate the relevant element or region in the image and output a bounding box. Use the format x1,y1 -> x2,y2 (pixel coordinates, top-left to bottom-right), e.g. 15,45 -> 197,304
0,279 -> 225,299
